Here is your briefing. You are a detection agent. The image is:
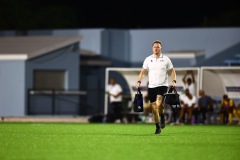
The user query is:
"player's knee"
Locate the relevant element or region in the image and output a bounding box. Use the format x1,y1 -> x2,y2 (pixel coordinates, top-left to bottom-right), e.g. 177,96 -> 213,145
151,102 -> 156,108
151,102 -> 158,111
158,95 -> 163,100
156,95 -> 163,107
156,95 -> 163,101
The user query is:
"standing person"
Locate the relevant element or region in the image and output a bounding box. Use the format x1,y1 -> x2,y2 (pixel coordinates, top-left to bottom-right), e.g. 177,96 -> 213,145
136,40 -> 177,134
106,77 -> 124,123
182,70 -> 196,96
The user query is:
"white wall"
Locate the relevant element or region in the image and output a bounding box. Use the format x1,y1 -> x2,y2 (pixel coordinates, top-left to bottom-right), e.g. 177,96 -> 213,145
0,61 -> 25,116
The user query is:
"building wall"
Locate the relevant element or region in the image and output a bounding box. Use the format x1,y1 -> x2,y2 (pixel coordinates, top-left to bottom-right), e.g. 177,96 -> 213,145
53,28 -> 240,67
0,61 -> 25,116
48,28 -> 240,67
24,27 -> 240,67
129,28 -> 240,64
25,43 -> 80,115
2,28 -> 240,67
101,29 -> 130,62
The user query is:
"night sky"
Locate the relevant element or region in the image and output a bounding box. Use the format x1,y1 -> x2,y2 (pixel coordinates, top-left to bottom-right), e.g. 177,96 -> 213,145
0,0 -> 239,30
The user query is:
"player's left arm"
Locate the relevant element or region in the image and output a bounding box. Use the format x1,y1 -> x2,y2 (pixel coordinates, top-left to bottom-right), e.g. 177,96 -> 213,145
170,68 -> 176,87
136,68 -> 147,88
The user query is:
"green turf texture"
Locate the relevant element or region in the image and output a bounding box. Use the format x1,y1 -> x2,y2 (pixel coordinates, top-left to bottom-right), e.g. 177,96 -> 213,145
0,123 -> 239,160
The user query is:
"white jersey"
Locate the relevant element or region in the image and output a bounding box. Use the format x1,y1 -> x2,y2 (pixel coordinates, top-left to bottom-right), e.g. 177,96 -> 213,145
106,84 -> 123,102
180,94 -> 197,108
183,83 -> 196,96
142,53 -> 173,88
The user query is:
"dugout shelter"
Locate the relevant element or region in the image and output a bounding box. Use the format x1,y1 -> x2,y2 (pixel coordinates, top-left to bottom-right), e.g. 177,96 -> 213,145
104,67 -> 200,115
200,67 -> 240,102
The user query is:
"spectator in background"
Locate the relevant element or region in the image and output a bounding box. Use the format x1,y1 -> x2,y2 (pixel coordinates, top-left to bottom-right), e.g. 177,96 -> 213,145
237,103 -> 240,123
182,70 -> 196,96
208,100 -> 218,124
106,77 -> 124,123
178,88 -> 197,124
220,94 -> 240,125
197,89 -> 216,124
219,95 -> 229,124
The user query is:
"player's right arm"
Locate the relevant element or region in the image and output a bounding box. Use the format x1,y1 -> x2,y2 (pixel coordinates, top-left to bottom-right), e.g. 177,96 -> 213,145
182,71 -> 187,84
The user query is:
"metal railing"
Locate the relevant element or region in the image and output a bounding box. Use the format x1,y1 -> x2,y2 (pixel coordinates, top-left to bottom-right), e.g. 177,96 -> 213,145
28,89 -> 87,115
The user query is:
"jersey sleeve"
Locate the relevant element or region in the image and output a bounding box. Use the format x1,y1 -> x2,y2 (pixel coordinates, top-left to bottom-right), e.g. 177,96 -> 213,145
142,57 -> 148,70
117,84 -> 123,92
165,55 -> 173,70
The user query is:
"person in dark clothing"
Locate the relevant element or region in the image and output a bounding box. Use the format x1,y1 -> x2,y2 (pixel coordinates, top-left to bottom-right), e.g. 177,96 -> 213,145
197,89 -> 215,124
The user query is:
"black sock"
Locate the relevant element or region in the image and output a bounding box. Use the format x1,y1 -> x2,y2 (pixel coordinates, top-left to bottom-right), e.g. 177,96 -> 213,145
155,123 -> 160,129
160,114 -> 165,122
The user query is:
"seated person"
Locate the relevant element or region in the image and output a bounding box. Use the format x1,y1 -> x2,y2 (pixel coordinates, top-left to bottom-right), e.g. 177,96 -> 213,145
220,94 -> 240,125
197,89 -> 216,124
178,88 -> 197,124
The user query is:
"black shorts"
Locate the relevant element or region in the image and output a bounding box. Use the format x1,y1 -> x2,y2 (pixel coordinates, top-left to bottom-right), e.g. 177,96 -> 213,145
148,86 -> 168,103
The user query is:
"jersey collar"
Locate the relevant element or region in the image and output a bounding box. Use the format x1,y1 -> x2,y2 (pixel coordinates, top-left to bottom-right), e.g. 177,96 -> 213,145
151,53 -> 163,58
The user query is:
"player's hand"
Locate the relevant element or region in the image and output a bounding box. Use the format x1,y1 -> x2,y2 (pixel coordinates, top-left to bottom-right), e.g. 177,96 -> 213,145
171,81 -> 176,87
136,82 -> 141,88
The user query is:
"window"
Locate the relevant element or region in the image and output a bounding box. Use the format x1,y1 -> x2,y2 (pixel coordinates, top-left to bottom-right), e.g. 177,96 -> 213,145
34,70 -> 67,90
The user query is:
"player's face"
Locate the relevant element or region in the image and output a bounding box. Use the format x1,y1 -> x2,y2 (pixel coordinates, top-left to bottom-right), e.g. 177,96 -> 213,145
152,43 -> 161,54
110,79 -> 116,85
187,78 -> 192,85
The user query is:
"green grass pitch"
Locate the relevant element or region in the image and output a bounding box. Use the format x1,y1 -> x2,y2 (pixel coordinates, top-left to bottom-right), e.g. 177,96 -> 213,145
0,123 -> 239,160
